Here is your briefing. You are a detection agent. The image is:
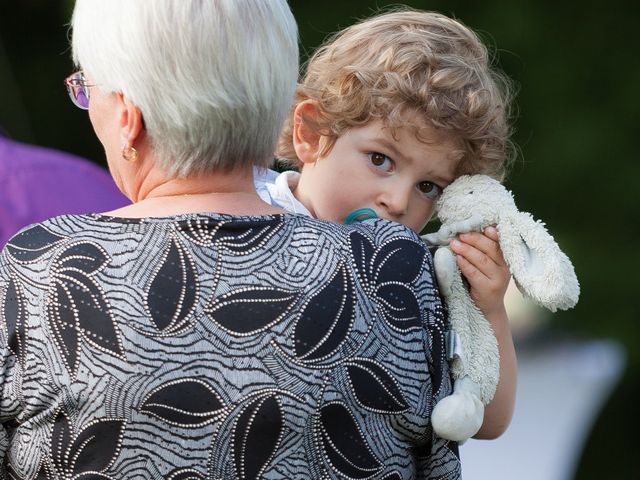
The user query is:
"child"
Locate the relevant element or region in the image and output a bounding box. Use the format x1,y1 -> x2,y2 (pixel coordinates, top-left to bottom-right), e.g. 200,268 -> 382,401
255,8 -> 517,439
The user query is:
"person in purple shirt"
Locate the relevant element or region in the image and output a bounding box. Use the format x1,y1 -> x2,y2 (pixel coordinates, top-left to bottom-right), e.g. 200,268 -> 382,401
0,132 -> 127,246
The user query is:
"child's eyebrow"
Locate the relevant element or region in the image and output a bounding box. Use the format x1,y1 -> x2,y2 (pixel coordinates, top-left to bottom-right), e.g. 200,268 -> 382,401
371,138 -> 406,162
371,138 -> 455,186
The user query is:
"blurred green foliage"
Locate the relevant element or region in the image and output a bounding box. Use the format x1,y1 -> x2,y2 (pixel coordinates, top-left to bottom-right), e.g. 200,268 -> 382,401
1,1 -> 638,478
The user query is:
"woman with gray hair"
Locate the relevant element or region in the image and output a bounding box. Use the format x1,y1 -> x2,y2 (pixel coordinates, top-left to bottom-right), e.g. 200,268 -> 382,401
0,1 -> 460,478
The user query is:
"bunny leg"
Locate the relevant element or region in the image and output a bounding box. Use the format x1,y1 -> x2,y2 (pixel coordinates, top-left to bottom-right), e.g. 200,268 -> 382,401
432,376 -> 484,442
430,245 -> 500,441
431,248 -> 486,441
443,261 -> 500,403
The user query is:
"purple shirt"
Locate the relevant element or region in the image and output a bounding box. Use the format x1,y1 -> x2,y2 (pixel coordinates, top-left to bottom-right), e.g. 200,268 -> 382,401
0,135 -> 128,247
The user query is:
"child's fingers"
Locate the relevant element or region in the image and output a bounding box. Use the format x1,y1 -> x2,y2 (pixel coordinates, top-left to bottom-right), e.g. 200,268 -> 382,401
451,237 -> 500,274
451,227 -> 511,316
483,225 -> 500,241
455,252 -> 488,283
457,231 -> 506,266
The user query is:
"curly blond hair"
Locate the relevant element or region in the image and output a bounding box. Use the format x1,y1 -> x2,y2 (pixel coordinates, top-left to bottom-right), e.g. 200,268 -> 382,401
277,8 -> 516,180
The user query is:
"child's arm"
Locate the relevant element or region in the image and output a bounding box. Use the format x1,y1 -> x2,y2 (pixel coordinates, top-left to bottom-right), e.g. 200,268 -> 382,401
450,226 -> 517,439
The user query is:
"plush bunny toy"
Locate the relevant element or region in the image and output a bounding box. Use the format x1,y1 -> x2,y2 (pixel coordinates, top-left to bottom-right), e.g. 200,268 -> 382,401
423,175 -> 580,442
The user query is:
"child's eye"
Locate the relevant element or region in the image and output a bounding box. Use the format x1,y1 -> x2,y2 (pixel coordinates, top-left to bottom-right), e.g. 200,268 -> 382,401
418,181 -> 442,199
368,152 -> 393,172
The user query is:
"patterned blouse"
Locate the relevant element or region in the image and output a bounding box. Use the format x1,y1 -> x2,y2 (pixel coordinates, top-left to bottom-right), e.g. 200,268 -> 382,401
0,212 -> 460,479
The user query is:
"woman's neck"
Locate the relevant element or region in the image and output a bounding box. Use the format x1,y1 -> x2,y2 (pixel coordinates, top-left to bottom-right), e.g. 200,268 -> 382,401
105,166 -> 284,218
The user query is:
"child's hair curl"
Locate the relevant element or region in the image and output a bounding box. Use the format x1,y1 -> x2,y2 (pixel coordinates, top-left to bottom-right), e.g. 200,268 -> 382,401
277,8 -> 516,180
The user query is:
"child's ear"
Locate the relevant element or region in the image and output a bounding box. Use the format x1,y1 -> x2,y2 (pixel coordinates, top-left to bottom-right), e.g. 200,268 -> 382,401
293,100 -> 323,164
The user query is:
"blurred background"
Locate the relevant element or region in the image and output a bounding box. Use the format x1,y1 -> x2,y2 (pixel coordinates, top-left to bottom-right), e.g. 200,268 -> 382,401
0,1 -> 638,478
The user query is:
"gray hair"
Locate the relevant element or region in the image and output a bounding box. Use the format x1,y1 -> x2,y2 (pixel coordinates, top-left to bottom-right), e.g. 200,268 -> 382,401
72,0 -> 298,177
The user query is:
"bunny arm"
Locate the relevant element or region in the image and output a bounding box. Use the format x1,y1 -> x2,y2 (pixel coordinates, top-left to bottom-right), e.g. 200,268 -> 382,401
498,213 -> 580,311
423,213 -> 486,245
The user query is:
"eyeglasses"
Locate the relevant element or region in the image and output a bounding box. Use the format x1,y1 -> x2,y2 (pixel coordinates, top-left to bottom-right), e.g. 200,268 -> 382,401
64,71 -> 97,110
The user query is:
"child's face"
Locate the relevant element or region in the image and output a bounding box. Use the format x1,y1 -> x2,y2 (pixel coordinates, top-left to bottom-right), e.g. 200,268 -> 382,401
297,120 -> 459,232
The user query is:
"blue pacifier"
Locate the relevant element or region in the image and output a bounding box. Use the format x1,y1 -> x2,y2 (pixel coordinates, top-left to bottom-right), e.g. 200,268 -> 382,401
344,208 -> 378,224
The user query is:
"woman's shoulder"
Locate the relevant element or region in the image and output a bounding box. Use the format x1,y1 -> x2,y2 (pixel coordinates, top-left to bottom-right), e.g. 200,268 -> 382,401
5,213 -> 125,239
347,218 -> 426,244
287,217 -> 434,289
0,214 -> 135,262
293,216 -> 428,251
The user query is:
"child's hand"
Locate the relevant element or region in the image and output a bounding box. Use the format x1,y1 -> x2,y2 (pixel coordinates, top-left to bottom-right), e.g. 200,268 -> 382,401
449,226 -> 510,317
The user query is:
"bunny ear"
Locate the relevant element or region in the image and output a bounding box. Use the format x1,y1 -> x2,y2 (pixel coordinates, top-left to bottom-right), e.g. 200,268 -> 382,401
498,213 -> 580,312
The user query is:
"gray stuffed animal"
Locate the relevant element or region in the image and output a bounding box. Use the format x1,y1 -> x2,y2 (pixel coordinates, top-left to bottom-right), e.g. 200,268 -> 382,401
423,175 -> 580,442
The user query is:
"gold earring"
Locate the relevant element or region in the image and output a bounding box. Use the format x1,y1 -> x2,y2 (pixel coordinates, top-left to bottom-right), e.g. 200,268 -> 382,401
121,146 -> 138,162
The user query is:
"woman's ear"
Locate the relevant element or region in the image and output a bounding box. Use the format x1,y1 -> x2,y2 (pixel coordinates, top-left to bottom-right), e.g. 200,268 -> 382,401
116,92 -> 144,150
293,100 -> 323,164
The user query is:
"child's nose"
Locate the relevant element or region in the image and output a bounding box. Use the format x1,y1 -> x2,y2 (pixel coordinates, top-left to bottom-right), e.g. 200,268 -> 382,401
377,188 -> 410,218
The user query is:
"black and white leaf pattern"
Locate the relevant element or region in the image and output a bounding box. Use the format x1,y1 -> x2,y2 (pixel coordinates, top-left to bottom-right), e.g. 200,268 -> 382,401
35,467 -> 48,480
47,283 -> 81,375
3,277 -> 28,366
382,473 -> 402,480
178,218 -> 283,254
293,264 -> 354,362
55,242 -> 109,274
141,379 -> 225,427
317,402 -> 383,479
350,231 -> 376,288
176,218 -> 223,246
373,238 -> 426,285
346,359 -> 409,413
5,463 -> 25,480
73,474 -> 115,480
5,224 -> 65,263
46,242 -> 122,378
426,303 -> 447,396
207,288 -> 298,336
69,420 -> 126,475
350,232 -> 426,332
48,410 -> 124,480
52,410 -> 73,472
0,214 -> 458,478
147,238 -> 198,333
63,270 -> 121,353
166,468 -> 205,480
6,464 -> 50,480
211,220 -> 283,254
233,395 -> 284,480
375,283 -> 422,330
